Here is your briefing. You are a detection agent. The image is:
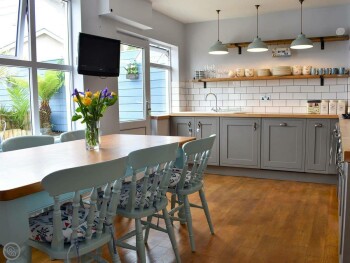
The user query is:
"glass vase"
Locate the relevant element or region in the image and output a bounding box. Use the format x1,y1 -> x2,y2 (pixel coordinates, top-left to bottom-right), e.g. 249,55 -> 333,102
85,120 -> 100,151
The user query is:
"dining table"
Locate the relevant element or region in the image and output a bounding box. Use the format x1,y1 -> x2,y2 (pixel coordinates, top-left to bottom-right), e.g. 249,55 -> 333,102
0,134 -> 195,263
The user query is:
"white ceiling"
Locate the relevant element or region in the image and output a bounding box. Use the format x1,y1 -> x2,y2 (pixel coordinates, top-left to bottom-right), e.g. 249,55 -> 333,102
150,0 -> 350,23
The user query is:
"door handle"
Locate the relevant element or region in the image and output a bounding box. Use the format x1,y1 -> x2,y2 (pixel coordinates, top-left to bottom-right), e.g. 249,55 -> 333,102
188,121 -> 192,136
196,121 -> 202,133
279,123 -> 287,127
253,122 -> 257,131
315,123 -> 323,128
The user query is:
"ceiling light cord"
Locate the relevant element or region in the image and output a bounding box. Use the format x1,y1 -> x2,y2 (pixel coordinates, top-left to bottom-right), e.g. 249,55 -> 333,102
256,5 -> 260,38
300,0 -> 304,34
216,10 -> 220,41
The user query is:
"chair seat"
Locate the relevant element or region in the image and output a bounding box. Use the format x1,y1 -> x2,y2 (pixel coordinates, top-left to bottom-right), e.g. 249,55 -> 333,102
169,168 -> 192,188
29,202 -> 99,243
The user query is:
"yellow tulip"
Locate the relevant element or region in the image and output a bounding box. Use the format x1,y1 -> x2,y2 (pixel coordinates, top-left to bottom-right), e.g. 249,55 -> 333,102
82,97 -> 92,106
94,91 -> 100,98
73,96 -> 79,102
85,91 -> 92,97
111,92 -> 117,96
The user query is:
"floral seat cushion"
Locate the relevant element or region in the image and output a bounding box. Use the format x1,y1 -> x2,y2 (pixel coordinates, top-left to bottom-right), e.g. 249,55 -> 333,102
169,168 -> 192,188
29,202 -> 99,243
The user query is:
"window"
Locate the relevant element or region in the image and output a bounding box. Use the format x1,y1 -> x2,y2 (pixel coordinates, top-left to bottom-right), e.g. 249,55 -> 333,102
0,0 -> 73,140
150,44 -> 170,116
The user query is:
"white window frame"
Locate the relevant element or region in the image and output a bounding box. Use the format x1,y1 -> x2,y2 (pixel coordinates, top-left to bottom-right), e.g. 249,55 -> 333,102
0,0 -> 74,135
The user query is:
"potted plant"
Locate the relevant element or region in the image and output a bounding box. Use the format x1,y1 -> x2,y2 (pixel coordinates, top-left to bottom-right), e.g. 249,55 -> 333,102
124,60 -> 139,80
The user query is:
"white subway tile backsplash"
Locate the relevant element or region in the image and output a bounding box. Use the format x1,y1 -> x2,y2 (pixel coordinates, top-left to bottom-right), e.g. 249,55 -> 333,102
308,78 -> 320,85
280,79 -> 294,86
218,81 -> 229,88
200,88 -> 208,94
293,107 -> 307,113
211,87 -> 223,94
307,93 -> 321,100
279,107 -> 293,113
253,94 -> 262,100
315,85 -> 330,93
273,86 -> 286,93
260,86 -> 273,93
229,94 -> 241,100
200,100 -> 210,107
189,89 -> 200,95
235,87 -> 247,93
287,100 -> 300,107
293,79 -> 308,85
241,94 -> 253,100
207,82 -> 217,88
324,78 -> 337,85
337,78 -> 348,85
267,80 -> 280,86
280,93 -> 293,99
271,93 -> 280,100
321,93 -> 337,99
287,86 -> 300,93
247,87 -> 260,93
260,100 -> 273,107
266,107 -> 279,113
293,93 -> 307,99
253,107 -> 266,113
241,81 -> 254,87
254,80 -> 267,86
235,100 -> 246,106
330,85 -> 345,92
337,92 -> 348,100
300,86 -> 314,93
247,100 -> 260,107
273,100 -> 286,106
230,81 -> 241,87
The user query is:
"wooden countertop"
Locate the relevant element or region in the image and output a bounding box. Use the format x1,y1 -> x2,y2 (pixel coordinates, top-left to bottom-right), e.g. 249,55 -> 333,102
170,112 -> 339,119
339,119 -> 350,162
0,134 -> 195,201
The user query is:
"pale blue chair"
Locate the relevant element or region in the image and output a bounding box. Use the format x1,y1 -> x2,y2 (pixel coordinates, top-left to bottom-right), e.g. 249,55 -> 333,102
1,135 -> 54,152
168,135 -> 216,252
27,157 -> 128,262
115,142 -> 181,263
60,130 -> 85,143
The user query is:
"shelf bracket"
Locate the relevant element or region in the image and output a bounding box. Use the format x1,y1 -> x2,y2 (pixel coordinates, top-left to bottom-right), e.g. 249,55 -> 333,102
238,46 -> 242,55
320,37 -> 324,50
203,81 -> 207,89
320,75 -> 324,86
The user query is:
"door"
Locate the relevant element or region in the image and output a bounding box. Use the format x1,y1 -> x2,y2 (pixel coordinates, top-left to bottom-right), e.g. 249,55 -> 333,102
328,119 -> 338,174
195,117 -> 219,165
220,118 -> 261,168
305,119 -> 330,173
261,118 -> 305,172
118,35 -> 150,135
170,117 -> 195,137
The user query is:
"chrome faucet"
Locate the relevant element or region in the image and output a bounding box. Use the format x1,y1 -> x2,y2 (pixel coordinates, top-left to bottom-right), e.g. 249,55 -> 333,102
205,92 -> 220,112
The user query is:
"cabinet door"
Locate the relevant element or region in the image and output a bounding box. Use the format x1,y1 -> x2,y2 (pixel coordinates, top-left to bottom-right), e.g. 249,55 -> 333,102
195,117 -> 220,166
262,118 -> 305,172
305,119 -> 330,173
327,119 -> 338,174
220,118 -> 261,168
170,117 -> 195,137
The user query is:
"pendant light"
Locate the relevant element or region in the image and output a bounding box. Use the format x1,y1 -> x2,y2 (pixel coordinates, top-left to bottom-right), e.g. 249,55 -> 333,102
291,0 -> 313,49
247,5 -> 268,52
209,10 -> 228,55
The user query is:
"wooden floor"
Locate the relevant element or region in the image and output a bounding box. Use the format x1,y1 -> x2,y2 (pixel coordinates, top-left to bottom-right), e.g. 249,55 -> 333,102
0,174 -> 338,263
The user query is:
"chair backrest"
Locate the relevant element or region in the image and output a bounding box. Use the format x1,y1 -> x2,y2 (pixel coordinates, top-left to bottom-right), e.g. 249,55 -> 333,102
123,142 -> 179,213
1,135 -> 54,152
0,120 -> 6,145
60,130 -> 85,143
41,157 -> 128,250
178,135 -> 216,189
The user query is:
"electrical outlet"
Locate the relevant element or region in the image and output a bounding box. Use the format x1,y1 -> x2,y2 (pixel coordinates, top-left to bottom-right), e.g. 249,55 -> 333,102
261,95 -> 271,100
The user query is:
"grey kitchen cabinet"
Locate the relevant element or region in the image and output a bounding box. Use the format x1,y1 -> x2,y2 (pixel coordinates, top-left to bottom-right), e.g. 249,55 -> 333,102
220,118 -> 261,168
170,117 -> 219,165
328,119 -> 338,174
305,119 -> 330,173
261,118 -> 306,172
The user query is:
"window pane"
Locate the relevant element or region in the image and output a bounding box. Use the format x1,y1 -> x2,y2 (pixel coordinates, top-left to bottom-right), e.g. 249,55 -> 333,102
0,65 -> 32,141
118,44 -> 145,122
35,0 -> 69,65
0,0 -> 19,57
150,45 -> 170,66
37,69 -> 70,135
150,67 -> 169,115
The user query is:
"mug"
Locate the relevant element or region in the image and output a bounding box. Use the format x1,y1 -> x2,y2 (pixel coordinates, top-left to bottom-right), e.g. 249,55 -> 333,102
236,68 -> 245,77
292,65 -> 302,75
331,68 -> 338,75
302,66 -> 312,75
244,68 -> 254,77
311,68 -> 318,75
339,67 -> 345,75
318,68 -> 324,75
228,70 -> 235,78
324,68 -> 330,75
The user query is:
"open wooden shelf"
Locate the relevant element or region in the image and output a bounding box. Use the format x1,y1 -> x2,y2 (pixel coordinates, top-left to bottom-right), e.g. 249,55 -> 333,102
192,74 -> 349,87
225,35 -> 349,54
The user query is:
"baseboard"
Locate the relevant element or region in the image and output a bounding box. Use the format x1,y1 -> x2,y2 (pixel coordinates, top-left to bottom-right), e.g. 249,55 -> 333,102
206,166 -> 337,185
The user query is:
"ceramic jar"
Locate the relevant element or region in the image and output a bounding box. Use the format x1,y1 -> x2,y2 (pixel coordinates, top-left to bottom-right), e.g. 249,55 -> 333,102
337,100 -> 346,114
302,66 -> 312,75
245,68 -> 254,77
228,70 -> 235,78
320,100 -> 329,114
329,100 -> 338,115
292,65 -> 302,75
236,68 -> 245,77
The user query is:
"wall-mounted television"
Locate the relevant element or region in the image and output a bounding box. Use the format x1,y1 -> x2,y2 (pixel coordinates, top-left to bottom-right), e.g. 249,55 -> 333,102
78,33 -> 121,77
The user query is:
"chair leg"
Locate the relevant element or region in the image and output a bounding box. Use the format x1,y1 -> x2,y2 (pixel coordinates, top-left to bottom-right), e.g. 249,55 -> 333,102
199,188 -> 214,234
108,239 -> 121,263
178,194 -> 186,225
135,218 -> 146,263
184,196 -> 196,252
144,215 -> 153,244
163,207 -> 181,263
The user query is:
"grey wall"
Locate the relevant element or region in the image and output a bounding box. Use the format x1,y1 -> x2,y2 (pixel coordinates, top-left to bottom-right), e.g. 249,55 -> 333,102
185,4 -> 350,80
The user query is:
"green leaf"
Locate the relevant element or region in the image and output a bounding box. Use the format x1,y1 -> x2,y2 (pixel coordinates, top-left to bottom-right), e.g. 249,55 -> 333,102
71,115 -> 82,121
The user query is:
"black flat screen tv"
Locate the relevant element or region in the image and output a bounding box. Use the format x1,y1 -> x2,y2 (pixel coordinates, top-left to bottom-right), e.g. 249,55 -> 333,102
78,33 -> 121,77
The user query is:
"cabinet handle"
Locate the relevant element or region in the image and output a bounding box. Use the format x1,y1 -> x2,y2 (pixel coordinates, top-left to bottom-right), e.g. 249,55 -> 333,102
188,121 -> 192,136
279,123 -> 287,127
253,122 -> 257,131
196,121 -> 202,133
315,123 -> 323,128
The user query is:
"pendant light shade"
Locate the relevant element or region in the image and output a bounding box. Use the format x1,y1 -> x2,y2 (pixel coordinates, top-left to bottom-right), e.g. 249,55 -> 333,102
291,0 -> 313,49
247,5 -> 268,52
209,10 -> 228,55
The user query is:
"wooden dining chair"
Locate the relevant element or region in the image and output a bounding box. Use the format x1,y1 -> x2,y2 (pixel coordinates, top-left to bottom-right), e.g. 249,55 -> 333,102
168,135 -> 216,252
27,157 -> 128,263
60,130 -> 85,143
1,135 -> 54,152
114,142 -> 181,263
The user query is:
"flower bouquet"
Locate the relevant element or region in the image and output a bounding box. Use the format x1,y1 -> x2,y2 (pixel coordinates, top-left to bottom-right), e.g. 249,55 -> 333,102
72,87 -> 117,150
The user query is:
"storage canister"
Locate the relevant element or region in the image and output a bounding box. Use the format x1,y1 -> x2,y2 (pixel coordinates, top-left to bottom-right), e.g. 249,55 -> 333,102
320,100 -> 329,115
337,100 -> 347,115
329,100 -> 338,115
